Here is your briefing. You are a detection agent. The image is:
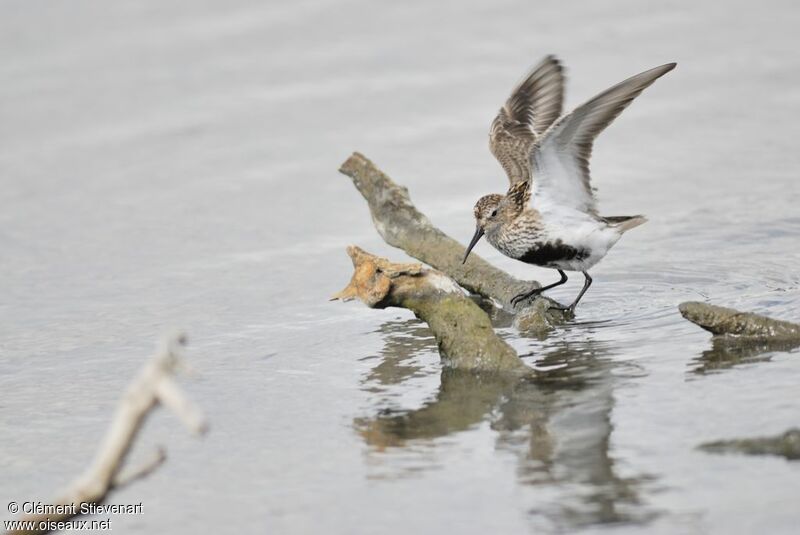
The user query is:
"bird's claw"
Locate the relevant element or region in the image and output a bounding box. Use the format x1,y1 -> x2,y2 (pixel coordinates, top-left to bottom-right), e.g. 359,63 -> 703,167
547,303 -> 575,315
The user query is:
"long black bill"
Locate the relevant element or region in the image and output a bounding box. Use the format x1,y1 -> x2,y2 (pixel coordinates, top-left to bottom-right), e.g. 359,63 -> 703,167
462,226 -> 484,264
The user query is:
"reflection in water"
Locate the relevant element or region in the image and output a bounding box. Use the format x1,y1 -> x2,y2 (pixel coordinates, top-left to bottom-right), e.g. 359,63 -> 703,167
689,337 -> 800,375
359,319 -> 435,392
355,319 -> 658,531
502,339 -> 657,530
356,368 -> 514,449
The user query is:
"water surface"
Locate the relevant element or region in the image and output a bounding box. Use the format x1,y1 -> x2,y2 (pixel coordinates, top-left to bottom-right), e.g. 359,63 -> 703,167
2,1 -> 799,533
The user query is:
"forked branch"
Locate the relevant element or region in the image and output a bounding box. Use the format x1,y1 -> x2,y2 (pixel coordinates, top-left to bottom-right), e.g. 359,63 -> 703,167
339,152 -> 567,330
5,333 -> 207,535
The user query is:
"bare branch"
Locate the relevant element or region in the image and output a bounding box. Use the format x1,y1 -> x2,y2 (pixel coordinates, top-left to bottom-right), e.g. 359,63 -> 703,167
333,246 -> 531,374
156,378 -> 208,435
5,333 -> 206,535
679,301 -> 800,340
339,152 -> 567,329
112,447 -> 167,489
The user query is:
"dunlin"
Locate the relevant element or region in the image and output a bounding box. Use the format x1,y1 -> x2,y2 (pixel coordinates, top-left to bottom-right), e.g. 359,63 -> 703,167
462,56 -> 676,312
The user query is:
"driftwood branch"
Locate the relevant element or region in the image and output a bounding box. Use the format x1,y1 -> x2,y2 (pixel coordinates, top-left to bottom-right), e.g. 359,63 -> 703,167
5,333 -> 207,535
333,246 -> 530,373
683,304 -> 800,460
339,152 -> 567,330
698,428 -> 800,460
111,447 -> 167,488
679,301 -> 800,340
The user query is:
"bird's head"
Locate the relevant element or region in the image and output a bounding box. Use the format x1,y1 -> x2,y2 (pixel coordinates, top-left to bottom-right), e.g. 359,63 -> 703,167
463,181 -> 530,264
462,193 -> 505,264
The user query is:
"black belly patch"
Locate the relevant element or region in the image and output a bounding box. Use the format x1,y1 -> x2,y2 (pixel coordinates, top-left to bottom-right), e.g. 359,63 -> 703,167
518,240 -> 589,267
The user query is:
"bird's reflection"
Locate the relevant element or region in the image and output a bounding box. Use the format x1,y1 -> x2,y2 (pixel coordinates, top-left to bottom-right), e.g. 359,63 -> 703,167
355,318 -> 658,530
689,337 -> 800,375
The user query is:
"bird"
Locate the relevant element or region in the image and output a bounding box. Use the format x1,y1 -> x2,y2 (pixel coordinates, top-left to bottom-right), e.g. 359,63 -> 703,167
462,56 -> 676,313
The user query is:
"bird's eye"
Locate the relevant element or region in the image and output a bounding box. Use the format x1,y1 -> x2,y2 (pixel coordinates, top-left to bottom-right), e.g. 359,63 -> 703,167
490,209 -> 498,217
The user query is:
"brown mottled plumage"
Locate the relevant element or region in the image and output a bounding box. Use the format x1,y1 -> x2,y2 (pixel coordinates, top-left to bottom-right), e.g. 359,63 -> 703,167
489,55 -> 564,185
464,57 -> 676,312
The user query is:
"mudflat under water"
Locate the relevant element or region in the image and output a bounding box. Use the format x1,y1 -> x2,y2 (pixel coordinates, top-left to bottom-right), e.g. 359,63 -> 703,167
1,1 -> 799,534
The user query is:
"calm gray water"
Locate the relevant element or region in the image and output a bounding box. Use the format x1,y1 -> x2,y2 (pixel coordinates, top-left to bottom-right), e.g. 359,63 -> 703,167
2,1 -> 799,534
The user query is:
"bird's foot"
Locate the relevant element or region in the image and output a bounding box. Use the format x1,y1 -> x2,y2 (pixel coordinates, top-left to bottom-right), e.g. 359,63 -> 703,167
510,287 -> 545,308
547,302 -> 575,316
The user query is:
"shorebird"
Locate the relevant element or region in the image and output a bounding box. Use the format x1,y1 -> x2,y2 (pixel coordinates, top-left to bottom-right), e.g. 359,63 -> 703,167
462,56 -> 675,312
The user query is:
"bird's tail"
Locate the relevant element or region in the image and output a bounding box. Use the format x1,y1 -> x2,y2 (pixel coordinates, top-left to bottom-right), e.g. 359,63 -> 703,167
603,215 -> 647,233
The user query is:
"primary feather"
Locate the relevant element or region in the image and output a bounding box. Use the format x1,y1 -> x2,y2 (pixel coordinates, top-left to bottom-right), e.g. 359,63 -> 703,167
529,62 -> 677,216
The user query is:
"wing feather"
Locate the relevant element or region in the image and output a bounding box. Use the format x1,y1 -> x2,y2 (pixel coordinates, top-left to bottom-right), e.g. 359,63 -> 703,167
530,62 -> 676,215
489,55 -> 565,184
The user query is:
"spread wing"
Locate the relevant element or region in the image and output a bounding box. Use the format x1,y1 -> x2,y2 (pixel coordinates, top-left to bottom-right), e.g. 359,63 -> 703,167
489,55 -> 564,184
530,62 -> 676,215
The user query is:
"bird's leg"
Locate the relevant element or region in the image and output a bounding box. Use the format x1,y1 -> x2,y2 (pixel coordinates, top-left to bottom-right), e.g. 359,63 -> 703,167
511,269 -> 568,307
549,271 -> 592,313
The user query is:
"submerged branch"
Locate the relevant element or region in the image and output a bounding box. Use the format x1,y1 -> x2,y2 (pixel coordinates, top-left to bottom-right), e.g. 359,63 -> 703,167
698,428 -> 800,461
679,301 -> 800,340
5,333 -> 207,535
333,246 -> 530,374
339,152 -> 566,330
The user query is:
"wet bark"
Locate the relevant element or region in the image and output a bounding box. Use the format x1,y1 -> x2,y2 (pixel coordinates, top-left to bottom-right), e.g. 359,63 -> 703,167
679,301 -> 800,340
339,152 -> 568,331
5,334 -> 207,535
333,246 -> 529,373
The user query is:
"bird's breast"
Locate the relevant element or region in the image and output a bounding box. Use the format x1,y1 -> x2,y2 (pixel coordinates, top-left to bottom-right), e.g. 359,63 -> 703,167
487,213 -> 617,271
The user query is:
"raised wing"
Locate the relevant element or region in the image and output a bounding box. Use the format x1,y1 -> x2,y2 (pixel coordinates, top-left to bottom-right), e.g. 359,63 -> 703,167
530,62 -> 676,215
490,55 -> 564,184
